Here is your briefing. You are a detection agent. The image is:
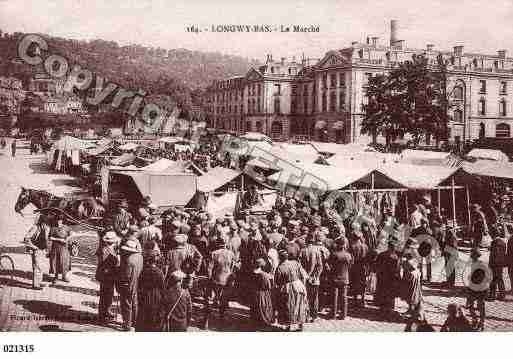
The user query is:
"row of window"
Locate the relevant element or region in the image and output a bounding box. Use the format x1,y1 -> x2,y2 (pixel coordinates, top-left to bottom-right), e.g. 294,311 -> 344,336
477,98 -> 508,116
321,91 -> 346,112
477,80 -> 508,95
478,123 -> 511,138
321,72 -> 346,89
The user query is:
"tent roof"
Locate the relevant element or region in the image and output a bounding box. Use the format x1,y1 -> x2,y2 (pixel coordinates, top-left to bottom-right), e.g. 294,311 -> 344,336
110,153 -> 136,167
325,152 -> 399,167
399,150 -> 462,167
197,167 -> 241,192
141,158 -> 179,172
463,160 -> 513,180
159,136 -> 191,144
122,172 -> 197,207
119,142 -> 139,151
378,163 -> 471,189
467,148 -> 509,162
52,136 -> 89,150
268,162 -> 403,191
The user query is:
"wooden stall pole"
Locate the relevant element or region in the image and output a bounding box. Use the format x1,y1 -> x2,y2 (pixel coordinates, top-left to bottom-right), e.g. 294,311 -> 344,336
451,177 -> 457,227
371,172 -> 375,190
405,191 -> 409,219
437,188 -> 441,214
466,186 -> 471,225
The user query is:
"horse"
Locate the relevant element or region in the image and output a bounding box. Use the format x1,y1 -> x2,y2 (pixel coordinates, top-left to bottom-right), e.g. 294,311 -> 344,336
14,187 -> 105,220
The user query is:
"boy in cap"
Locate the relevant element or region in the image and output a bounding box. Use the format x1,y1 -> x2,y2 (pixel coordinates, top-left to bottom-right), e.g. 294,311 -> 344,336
160,270 -> 192,332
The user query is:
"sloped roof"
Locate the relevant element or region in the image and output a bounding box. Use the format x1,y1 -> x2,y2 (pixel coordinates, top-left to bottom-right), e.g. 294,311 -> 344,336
378,163 -> 470,189
197,167 -> 241,192
399,150 -> 462,167
467,148 -> 509,162
125,172 -> 197,207
268,162 -> 403,191
463,160 -> 513,180
141,158 -> 179,172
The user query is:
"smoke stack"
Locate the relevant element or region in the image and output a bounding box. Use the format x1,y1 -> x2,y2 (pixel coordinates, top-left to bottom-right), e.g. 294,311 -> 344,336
390,20 -> 398,47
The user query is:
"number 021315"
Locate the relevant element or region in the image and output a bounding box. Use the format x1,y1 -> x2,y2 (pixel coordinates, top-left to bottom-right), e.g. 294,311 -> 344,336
3,344 -> 35,353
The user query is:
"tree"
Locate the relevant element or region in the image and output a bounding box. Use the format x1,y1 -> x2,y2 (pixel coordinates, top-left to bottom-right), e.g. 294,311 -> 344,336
361,54 -> 452,148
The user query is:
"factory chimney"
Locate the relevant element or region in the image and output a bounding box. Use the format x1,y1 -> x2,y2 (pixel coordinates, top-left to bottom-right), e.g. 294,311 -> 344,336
390,20 -> 399,47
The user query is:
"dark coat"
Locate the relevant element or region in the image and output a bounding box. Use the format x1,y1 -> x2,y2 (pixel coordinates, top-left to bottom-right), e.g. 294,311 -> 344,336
136,264 -> 165,331
328,249 -> 353,286
160,286 -> 192,331
489,237 -> 507,267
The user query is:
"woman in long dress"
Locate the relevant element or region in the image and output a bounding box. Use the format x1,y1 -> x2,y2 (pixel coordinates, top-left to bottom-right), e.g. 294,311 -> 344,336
49,216 -> 73,283
250,258 -> 274,330
136,245 -> 165,331
274,250 -> 308,331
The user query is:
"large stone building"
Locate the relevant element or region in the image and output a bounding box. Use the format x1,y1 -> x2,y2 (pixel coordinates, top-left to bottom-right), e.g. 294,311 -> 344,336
206,20 -> 513,143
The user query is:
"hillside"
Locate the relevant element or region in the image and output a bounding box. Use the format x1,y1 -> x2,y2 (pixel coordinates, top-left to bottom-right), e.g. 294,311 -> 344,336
0,30 -> 260,115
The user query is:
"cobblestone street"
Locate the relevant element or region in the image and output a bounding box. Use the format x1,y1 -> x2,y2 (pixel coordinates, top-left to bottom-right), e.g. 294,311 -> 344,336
1,142 -> 512,332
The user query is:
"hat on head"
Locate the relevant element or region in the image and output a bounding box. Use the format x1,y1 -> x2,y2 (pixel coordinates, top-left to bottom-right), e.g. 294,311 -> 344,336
254,258 -> 267,272
168,270 -> 186,284
142,196 -> 152,206
171,220 -> 182,229
181,224 -> 191,234
148,203 -> 157,211
128,224 -> 140,234
470,248 -> 481,259
118,199 -> 129,209
288,220 -> 300,227
102,231 -> 119,244
139,219 -> 149,228
471,203 -> 481,210
121,239 -> 141,253
174,233 -> 188,244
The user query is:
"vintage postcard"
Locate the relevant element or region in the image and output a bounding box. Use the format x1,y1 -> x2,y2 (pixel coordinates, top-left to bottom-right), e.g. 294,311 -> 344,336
0,0 -> 512,344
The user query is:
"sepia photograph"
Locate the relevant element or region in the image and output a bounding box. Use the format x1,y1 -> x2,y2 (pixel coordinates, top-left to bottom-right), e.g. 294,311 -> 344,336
1,0 -> 513,341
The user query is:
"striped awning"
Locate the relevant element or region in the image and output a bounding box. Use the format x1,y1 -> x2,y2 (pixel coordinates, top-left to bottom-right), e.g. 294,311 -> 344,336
315,120 -> 327,129
332,121 -> 344,130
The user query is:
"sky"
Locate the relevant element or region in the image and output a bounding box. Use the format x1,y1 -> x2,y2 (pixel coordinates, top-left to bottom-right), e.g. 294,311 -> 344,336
1,0 -> 513,61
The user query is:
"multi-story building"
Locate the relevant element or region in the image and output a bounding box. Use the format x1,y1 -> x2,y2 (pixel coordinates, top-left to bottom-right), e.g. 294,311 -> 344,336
206,20 -> 513,143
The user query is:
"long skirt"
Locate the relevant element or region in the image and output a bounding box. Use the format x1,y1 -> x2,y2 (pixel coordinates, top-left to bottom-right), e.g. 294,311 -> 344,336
49,241 -> 71,275
251,290 -> 274,326
276,284 -> 308,326
136,288 -> 163,331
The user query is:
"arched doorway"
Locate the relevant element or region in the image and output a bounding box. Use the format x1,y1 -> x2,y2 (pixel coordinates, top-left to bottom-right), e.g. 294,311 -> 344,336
270,121 -> 283,140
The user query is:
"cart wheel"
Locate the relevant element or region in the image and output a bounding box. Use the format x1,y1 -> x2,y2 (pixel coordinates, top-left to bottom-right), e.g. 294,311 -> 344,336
70,242 -> 79,257
0,254 -> 15,283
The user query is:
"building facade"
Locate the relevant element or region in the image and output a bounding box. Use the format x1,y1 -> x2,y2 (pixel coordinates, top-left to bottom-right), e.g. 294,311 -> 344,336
206,20 -> 513,143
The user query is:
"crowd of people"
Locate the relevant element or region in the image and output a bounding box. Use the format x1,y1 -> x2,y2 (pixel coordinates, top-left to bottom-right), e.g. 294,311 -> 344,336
22,185 -> 513,332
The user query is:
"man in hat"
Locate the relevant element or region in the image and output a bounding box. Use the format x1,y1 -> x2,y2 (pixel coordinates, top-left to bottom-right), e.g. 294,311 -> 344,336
164,233 -> 203,290
470,203 -> 489,248
374,238 -> 401,319
112,199 -> 133,238
466,248 -> 489,331
162,220 -> 182,253
349,230 -> 369,307
137,196 -> 153,222
508,226 -> 513,295
23,214 -> 51,290
203,234 -> 236,328
402,255 -> 423,317
96,231 -> 121,322
488,225 -> 507,301
328,239 -> 353,319
160,270 -> 192,331
118,239 -> 143,331
299,232 -> 325,322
